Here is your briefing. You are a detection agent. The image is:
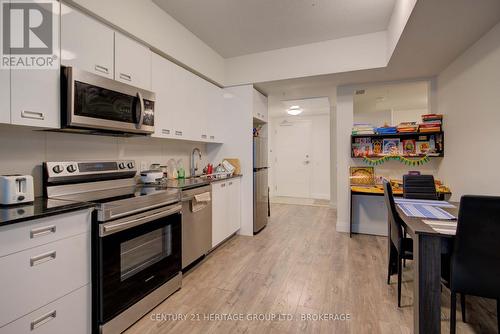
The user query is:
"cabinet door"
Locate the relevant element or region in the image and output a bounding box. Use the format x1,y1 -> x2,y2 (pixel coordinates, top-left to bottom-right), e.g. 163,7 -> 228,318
227,178 -> 241,234
0,68 -> 9,124
211,181 -> 228,248
253,89 -> 268,122
115,33 -> 152,90
151,53 -> 173,138
207,84 -> 223,143
11,1 -> 60,128
169,62 -> 191,140
61,3 -> 114,79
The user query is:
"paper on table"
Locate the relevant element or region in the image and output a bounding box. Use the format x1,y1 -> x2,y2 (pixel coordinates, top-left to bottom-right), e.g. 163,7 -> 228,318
398,203 -> 456,220
394,198 -> 455,208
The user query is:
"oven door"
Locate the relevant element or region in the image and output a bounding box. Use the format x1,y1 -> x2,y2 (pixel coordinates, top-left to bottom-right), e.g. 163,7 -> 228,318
63,66 -> 155,134
97,203 -> 181,323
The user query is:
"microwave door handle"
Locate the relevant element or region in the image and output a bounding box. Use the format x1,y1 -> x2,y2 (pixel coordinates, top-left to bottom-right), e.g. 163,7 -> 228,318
136,92 -> 145,129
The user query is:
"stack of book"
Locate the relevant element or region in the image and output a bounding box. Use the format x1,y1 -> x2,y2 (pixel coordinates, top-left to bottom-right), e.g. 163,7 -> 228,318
419,114 -> 443,133
376,126 -> 398,135
397,122 -> 419,133
352,123 -> 375,135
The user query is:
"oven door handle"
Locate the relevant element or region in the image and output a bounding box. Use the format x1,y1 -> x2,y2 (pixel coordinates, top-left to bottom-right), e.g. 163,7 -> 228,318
100,204 -> 181,237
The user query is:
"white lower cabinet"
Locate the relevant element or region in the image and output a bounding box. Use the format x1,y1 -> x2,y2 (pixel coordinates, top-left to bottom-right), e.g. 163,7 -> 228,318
212,178 -> 241,248
0,209 -> 91,332
0,285 -> 90,334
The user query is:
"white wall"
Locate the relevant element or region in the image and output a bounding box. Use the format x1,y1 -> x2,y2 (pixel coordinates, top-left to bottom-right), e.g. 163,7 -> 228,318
206,85 -> 254,236
269,115 -> 330,200
0,125 -> 207,197
437,21 -> 500,200
387,0 -> 418,59
68,0 -> 225,84
225,32 -> 388,86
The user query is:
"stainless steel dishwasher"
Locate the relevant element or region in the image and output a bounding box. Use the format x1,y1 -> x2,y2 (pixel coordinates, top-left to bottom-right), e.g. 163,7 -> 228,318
181,184 -> 212,269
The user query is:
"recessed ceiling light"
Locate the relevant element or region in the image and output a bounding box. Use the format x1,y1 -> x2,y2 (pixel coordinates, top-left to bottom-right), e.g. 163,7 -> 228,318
289,105 -> 300,110
287,108 -> 303,116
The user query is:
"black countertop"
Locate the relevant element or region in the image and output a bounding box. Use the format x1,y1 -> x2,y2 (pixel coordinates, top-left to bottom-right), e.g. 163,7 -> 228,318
0,197 -> 95,227
165,174 -> 243,190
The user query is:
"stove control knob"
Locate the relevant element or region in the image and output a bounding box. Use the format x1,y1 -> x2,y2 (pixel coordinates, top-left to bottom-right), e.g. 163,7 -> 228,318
52,165 -> 63,174
67,165 -> 77,173
118,162 -> 126,169
127,162 -> 135,169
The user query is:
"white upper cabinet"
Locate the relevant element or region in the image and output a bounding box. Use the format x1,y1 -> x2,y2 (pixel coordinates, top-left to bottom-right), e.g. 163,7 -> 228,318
10,1 -> 60,128
253,89 -> 268,123
61,3 -> 114,79
114,33 -> 152,90
0,68 -> 9,125
151,53 -> 173,139
207,82 -> 224,143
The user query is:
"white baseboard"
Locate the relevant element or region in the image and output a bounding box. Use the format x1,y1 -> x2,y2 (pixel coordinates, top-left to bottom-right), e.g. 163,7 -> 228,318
310,193 -> 330,200
336,221 -> 387,236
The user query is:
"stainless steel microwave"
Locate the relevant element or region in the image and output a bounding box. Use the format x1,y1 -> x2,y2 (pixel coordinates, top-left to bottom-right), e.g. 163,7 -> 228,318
62,67 -> 155,135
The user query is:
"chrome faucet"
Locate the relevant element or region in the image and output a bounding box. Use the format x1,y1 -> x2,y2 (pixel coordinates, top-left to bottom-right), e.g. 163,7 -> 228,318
190,147 -> 202,177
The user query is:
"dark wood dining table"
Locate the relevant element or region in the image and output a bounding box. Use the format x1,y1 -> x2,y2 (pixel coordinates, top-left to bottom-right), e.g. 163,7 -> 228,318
394,202 -> 459,334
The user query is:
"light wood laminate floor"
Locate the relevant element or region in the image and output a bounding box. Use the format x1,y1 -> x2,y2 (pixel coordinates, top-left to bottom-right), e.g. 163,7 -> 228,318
126,204 -> 497,334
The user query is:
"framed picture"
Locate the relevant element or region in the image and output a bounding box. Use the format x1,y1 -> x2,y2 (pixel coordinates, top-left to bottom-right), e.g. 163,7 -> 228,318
402,139 -> 416,155
416,141 -> 430,154
382,138 -> 400,155
349,167 -> 375,186
372,139 -> 383,155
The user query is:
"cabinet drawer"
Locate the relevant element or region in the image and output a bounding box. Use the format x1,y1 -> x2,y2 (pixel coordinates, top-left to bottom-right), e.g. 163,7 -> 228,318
0,209 -> 91,258
0,285 -> 90,334
0,233 -> 90,327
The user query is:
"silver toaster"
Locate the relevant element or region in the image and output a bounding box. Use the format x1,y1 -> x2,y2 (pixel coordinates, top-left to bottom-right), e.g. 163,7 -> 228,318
0,175 -> 35,205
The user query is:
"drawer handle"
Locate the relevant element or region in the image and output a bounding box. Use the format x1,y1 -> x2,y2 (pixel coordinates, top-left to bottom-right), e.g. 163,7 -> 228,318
31,310 -> 56,330
119,73 -> 132,81
201,134 -> 207,139
229,182 -> 233,185
221,183 -> 226,188
175,131 -> 183,136
21,110 -> 45,120
30,251 -> 56,267
30,225 -> 56,239
210,135 -> 215,140
95,64 -> 109,74
162,129 -> 170,135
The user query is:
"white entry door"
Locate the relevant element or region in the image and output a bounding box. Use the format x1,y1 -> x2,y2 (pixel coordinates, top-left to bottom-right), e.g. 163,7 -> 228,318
274,120 -> 312,198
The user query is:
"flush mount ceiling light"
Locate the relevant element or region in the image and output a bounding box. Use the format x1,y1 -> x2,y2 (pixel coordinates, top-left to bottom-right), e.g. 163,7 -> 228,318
287,106 -> 303,116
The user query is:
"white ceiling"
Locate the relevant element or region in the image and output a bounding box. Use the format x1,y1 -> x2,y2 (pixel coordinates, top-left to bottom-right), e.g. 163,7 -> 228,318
354,81 -> 428,112
270,97 -> 330,118
256,0 -> 500,100
153,0 -> 397,58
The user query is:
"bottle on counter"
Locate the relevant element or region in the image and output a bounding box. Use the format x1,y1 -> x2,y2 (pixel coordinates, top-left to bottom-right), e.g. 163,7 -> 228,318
177,159 -> 185,179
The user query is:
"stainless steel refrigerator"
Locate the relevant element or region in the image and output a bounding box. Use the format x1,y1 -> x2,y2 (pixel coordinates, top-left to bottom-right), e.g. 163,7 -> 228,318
253,136 -> 269,233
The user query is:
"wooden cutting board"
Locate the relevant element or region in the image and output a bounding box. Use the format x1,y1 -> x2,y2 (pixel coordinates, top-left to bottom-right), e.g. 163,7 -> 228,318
224,158 -> 241,175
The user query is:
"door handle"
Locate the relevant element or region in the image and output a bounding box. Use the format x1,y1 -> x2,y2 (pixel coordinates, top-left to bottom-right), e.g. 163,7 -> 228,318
119,73 -> 132,81
30,251 -> 56,267
30,225 -> 56,239
31,310 -> 56,330
21,110 -> 45,120
94,64 -> 109,74
136,92 -> 144,129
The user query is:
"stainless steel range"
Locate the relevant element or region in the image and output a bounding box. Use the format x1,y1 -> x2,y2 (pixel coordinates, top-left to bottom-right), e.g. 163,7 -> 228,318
43,160 -> 182,334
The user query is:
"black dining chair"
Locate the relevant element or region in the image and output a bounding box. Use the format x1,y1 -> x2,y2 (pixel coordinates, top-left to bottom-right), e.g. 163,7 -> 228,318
442,195 -> 500,334
383,180 -> 413,307
403,174 -> 438,200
